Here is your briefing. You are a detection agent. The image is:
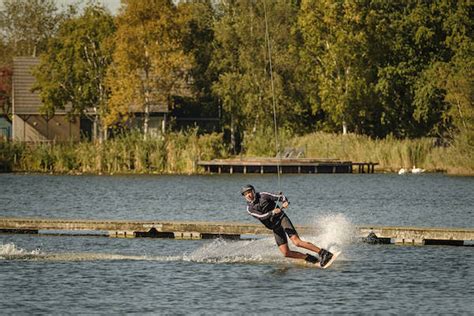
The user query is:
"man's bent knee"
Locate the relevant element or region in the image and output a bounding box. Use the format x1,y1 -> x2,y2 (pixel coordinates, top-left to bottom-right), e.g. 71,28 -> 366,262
278,244 -> 291,257
290,235 -> 303,247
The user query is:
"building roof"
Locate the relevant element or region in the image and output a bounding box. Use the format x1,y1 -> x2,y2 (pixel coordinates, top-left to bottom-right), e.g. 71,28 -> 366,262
12,57 -> 43,115
13,57 -> 171,116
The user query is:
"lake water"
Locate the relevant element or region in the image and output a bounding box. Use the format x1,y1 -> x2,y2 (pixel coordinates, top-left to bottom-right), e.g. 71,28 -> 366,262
0,173 -> 473,314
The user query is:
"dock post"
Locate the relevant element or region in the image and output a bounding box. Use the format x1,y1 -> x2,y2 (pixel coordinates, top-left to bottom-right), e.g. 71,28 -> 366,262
244,166 -> 247,174
395,238 -> 424,245
109,231 -> 136,238
174,232 -> 202,240
230,166 -> 233,174
260,166 -> 263,174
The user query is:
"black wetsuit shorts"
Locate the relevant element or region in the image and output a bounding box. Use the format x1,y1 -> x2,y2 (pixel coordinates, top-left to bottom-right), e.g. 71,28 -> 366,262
273,215 -> 298,246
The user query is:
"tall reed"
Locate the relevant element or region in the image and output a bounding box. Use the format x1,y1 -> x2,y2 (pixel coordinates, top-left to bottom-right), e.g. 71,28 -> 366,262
5,130 -> 226,174
287,132 -> 473,173
2,130 -> 472,174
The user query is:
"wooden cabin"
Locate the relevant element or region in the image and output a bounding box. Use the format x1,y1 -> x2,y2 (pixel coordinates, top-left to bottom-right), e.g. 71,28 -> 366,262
11,57 -> 171,142
12,57 -> 82,142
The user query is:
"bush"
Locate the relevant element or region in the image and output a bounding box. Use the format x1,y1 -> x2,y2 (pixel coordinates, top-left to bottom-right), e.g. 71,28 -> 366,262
242,126 -> 293,157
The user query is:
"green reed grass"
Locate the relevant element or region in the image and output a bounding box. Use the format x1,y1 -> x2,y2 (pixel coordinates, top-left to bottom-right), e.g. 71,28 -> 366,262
285,132 -> 473,173
242,127 -> 294,157
2,130 -> 472,175
3,130 -> 227,174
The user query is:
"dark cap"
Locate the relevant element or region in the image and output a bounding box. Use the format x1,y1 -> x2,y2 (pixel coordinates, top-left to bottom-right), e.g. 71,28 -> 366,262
240,184 -> 255,195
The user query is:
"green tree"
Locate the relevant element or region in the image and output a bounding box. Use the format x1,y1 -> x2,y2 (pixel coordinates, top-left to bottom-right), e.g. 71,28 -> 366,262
173,1 -> 220,133
297,0 -> 470,139
106,0 -> 192,138
431,0 -> 473,158
0,0 -> 75,60
182,0 -> 217,99
32,4 -> 115,141
298,0 -> 377,135
371,1 -> 456,138
210,0 -> 243,152
211,0 -> 303,153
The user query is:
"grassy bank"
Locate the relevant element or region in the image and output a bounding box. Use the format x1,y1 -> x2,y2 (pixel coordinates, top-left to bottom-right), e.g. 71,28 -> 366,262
1,131 -> 472,175
242,130 -> 473,175
286,132 -> 473,175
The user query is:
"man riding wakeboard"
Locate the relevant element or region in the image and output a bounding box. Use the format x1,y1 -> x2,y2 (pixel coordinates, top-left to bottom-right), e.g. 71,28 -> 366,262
241,184 -> 333,267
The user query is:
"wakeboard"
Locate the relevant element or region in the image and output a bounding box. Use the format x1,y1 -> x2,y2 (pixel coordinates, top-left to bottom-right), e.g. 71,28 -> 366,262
297,251 -> 341,269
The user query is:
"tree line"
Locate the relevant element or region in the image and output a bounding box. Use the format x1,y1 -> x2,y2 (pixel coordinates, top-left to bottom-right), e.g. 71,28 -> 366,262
0,0 -> 472,154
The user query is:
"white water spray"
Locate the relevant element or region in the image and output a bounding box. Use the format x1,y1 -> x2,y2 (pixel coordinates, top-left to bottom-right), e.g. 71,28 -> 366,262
185,213 -> 356,265
306,213 -> 356,253
0,243 -> 41,259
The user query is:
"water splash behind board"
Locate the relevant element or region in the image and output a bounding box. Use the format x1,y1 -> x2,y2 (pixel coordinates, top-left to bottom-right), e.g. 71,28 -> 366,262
184,213 -> 356,265
308,213 -> 356,252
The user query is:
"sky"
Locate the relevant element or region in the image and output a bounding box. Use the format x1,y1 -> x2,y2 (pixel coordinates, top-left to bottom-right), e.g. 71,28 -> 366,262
54,0 -> 122,15
0,1 -> 121,15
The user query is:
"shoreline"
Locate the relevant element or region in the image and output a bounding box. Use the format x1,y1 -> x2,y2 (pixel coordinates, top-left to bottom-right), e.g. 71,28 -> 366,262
3,168 -> 471,176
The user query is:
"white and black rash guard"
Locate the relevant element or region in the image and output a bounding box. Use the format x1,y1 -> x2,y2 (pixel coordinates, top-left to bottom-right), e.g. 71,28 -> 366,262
246,192 -> 289,230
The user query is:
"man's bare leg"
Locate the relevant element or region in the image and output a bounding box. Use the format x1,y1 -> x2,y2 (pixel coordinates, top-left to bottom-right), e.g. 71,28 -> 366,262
278,243 -> 307,259
289,235 -> 321,254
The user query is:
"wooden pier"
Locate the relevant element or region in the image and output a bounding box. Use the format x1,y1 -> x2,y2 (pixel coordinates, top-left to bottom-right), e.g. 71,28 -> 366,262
198,158 -> 378,174
1,217 -> 472,246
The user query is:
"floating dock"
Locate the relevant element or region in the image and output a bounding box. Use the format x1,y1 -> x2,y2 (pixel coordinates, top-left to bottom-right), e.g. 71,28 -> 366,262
198,158 -> 378,174
1,217 -> 472,246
